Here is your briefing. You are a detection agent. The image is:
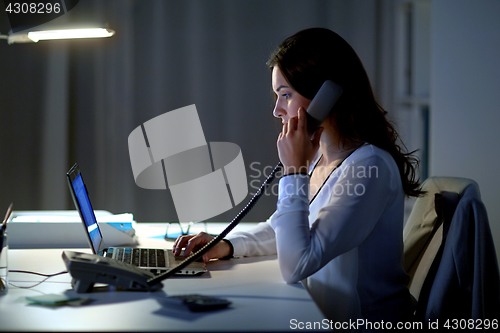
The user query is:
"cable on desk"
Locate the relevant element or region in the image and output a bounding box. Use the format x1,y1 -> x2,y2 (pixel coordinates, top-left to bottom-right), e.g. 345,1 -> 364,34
8,270 -> 68,289
9,270 -> 68,277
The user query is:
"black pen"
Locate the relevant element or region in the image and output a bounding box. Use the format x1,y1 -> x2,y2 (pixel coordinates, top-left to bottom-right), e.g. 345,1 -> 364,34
0,202 -> 13,236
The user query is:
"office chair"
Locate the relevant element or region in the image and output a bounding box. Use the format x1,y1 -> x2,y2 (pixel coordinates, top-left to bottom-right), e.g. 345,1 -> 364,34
403,177 -> 500,321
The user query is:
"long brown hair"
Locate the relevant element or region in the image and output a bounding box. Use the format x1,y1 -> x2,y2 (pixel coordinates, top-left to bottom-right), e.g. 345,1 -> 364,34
268,28 -> 424,197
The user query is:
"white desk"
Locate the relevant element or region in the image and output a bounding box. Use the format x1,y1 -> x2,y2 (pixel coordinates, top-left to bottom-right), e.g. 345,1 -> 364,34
0,223 -> 326,332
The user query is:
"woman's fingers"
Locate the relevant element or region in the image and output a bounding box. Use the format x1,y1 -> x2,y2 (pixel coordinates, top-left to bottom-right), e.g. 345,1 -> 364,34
180,232 -> 214,257
173,232 -> 231,262
173,234 -> 194,256
277,108 -> 319,174
283,108 -> 307,137
287,116 -> 298,132
281,121 -> 288,137
297,107 -> 307,132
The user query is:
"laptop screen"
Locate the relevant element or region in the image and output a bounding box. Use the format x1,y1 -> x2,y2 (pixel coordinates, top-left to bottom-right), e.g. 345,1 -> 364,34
70,172 -> 103,254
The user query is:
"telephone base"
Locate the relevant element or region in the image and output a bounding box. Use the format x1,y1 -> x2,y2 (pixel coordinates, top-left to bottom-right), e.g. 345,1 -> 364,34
62,251 -> 163,293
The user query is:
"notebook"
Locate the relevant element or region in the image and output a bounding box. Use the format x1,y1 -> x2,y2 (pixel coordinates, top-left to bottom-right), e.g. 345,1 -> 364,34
66,163 -> 207,276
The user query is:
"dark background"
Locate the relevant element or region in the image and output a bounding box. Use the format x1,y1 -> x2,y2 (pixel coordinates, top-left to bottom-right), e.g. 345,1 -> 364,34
0,0 -> 387,223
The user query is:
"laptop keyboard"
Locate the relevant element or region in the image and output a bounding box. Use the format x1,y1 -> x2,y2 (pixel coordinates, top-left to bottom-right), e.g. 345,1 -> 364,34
110,248 -> 167,268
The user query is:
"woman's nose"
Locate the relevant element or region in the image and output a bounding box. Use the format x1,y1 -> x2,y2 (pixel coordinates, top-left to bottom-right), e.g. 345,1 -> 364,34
273,100 -> 285,119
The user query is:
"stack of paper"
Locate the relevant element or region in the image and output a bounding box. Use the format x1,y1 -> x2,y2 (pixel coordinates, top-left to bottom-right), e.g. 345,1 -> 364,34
9,210 -> 138,249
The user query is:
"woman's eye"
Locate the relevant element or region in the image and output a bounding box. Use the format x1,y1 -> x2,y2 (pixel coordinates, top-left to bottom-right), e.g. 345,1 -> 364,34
282,93 -> 290,99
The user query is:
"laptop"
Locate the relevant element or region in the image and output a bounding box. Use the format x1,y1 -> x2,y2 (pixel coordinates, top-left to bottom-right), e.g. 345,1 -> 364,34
66,163 -> 207,276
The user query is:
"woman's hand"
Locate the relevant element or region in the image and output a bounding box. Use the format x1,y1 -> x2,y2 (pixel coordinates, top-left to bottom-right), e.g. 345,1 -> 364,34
277,108 -> 323,174
172,232 -> 232,262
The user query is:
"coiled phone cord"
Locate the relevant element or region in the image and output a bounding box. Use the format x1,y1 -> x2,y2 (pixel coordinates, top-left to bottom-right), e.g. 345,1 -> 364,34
147,162 -> 283,286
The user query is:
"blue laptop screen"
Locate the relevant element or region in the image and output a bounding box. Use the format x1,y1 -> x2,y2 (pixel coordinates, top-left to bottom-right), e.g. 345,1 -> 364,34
72,173 -> 102,253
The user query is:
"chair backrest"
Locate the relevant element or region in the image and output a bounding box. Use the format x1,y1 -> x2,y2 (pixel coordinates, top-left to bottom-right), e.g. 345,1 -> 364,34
403,177 -> 480,301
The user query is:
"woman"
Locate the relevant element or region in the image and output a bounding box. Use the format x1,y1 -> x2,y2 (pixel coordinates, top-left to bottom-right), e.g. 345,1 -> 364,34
173,28 -> 423,324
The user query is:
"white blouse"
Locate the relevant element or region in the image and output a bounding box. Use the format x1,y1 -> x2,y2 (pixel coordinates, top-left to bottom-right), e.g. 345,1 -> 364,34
226,144 -> 412,322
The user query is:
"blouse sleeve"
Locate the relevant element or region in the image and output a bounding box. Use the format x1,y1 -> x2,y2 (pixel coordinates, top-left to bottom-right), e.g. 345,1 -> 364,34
225,217 -> 277,257
270,153 -> 397,283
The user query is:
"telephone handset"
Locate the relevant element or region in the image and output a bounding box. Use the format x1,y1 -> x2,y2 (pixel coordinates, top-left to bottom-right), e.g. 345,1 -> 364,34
64,80 -> 343,293
305,80 -> 343,138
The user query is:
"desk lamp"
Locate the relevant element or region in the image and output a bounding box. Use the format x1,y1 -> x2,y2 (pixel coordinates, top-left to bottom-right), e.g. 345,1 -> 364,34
0,24 -> 115,44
